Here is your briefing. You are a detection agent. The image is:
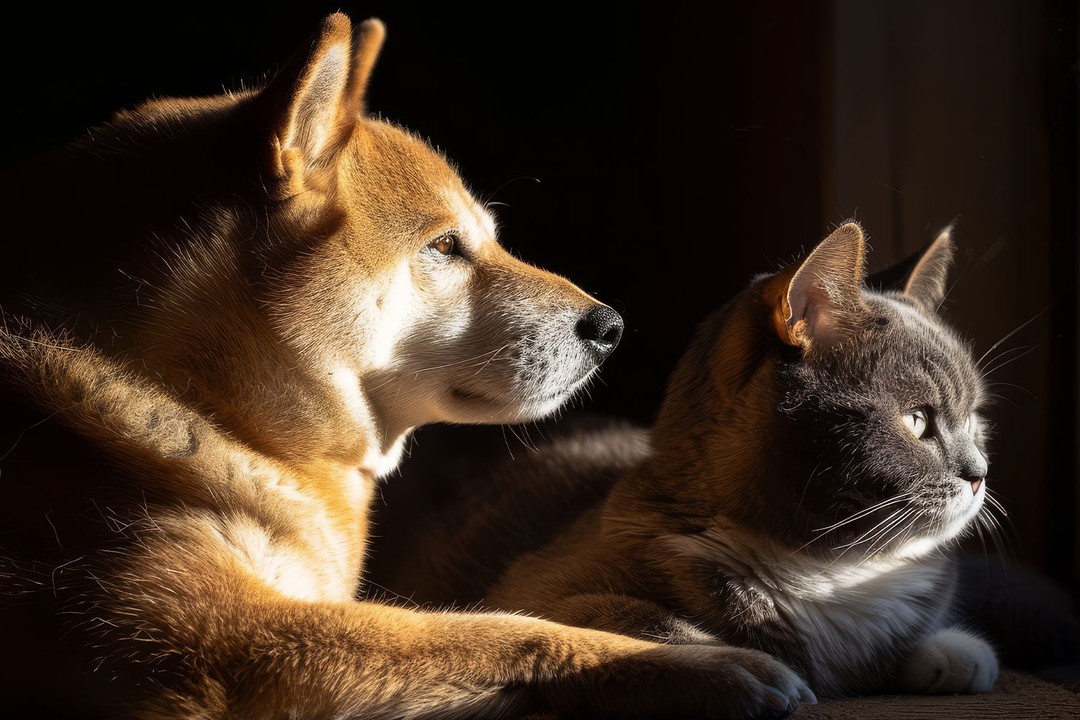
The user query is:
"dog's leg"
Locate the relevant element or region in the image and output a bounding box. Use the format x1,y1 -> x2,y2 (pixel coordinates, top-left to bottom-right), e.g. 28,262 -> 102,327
141,592 -> 813,719
113,537 -> 811,720
535,592 -> 724,646
0,334 -> 804,717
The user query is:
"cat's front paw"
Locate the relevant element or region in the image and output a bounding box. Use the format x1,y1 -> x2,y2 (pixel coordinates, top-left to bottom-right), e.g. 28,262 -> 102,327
898,628 -> 999,694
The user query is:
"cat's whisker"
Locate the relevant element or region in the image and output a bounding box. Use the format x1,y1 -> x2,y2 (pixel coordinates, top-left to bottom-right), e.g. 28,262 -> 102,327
794,495 -> 911,555
975,304 -> 1050,368
829,507 -> 914,561
993,523 -> 1015,559
811,493 -> 914,534
984,381 -> 1035,396
972,518 -> 990,559
981,382 -> 1037,404
978,512 -> 1012,560
981,345 -> 1039,379
849,508 -> 916,554
979,492 -> 1018,560
983,494 -> 1015,538
983,491 -> 1009,518
798,494 -> 913,556
862,512 -> 923,564
979,392 -> 1018,409
977,342 -> 1035,374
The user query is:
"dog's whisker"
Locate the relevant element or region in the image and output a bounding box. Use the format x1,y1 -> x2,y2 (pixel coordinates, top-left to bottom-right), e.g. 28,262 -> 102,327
408,346 -> 511,376
472,344 -> 511,377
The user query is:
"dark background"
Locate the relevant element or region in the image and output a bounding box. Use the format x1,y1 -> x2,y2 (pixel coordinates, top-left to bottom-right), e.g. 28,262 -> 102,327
1,2 -> 1076,599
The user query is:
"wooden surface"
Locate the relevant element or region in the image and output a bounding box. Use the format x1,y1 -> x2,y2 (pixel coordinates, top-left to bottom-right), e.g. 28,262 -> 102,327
798,670 -> 1080,719
516,669 -> 1079,719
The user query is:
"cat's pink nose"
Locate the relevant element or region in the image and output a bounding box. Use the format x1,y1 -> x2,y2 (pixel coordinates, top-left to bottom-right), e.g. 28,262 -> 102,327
966,477 -> 983,495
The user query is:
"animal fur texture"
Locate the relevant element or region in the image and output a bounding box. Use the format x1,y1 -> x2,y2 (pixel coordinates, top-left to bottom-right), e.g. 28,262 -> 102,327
0,13 -> 814,719
385,223 -> 1002,700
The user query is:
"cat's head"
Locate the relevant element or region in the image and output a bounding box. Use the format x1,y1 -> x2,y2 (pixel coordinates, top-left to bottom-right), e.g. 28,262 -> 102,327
645,222 -> 991,563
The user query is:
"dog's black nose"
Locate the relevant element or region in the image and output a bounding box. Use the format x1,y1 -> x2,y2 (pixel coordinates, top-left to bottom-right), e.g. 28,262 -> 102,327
576,306 -> 624,362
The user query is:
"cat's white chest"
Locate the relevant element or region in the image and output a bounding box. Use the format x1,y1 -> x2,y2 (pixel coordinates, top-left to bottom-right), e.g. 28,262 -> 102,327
780,559 -> 949,694
665,530 -> 955,695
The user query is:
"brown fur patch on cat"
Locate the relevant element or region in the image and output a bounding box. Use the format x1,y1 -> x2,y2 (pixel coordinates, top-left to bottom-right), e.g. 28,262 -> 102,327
386,223 -> 1000,699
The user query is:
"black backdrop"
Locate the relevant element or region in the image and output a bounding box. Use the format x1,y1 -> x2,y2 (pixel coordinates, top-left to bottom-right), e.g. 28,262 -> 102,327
1,2 -> 1076,599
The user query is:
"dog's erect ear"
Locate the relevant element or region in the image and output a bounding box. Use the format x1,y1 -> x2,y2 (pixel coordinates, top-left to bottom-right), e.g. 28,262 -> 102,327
261,14 -> 385,199
771,222 -> 868,350
902,226 -> 955,313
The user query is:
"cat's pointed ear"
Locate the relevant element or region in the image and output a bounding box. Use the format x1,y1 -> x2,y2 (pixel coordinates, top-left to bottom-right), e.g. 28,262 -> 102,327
903,226 -> 955,313
772,222 -> 868,350
260,14 -> 386,199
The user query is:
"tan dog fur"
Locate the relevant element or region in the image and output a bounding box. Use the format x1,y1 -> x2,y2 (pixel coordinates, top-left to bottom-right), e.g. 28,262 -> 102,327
0,13 -> 812,719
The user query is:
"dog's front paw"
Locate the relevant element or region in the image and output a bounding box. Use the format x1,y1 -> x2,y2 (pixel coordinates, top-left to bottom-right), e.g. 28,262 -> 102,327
898,628 -> 998,694
550,642 -> 815,719
712,645 -> 817,719
655,644 -> 816,719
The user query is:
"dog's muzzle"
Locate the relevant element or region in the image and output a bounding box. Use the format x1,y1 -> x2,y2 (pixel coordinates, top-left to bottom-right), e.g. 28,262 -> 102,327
575,306 -> 624,363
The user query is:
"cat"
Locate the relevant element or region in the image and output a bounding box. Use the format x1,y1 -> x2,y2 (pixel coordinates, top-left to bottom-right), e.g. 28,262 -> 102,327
380,221 -> 1002,699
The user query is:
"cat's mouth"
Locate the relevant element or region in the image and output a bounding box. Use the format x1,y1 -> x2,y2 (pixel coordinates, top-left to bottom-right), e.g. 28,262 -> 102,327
954,476 -> 987,507
833,478 -> 987,561
893,480 -> 987,559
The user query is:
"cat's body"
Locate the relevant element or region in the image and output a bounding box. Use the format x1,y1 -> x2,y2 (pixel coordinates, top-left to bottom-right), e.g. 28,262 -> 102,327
385,223 -> 1001,698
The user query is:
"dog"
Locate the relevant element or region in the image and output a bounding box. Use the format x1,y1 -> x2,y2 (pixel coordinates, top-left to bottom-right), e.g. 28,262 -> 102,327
0,14 -> 812,718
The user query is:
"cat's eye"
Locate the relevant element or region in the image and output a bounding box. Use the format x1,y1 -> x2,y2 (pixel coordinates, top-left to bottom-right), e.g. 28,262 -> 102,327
427,232 -> 460,257
902,409 -> 929,440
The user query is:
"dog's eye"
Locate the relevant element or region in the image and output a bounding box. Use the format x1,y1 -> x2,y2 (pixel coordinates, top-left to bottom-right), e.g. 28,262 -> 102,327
428,233 -> 459,257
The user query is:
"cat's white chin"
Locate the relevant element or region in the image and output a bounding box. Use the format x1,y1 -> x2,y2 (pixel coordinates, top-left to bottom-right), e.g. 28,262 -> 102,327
948,475 -> 987,524
895,479 -> 986,559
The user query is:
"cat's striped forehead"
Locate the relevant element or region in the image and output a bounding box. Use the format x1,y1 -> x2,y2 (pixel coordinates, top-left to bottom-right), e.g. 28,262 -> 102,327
859,292 -> 984,420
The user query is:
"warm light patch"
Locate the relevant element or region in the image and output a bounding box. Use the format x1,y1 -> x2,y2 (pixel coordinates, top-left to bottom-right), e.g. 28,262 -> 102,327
329,365 -> 374,427
365,260 -> 418,369
441,188 -> 497,247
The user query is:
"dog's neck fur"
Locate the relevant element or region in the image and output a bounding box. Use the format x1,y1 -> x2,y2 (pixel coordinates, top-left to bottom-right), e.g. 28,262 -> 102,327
130,208 -> 406,477
6,93 -> 410,482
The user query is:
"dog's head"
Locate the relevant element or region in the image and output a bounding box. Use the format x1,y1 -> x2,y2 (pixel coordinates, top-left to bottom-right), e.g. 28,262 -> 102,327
236,16 -> 622,445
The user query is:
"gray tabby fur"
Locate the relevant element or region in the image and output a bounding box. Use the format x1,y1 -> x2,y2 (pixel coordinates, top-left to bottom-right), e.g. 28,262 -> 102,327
387,222 -> 1000,698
